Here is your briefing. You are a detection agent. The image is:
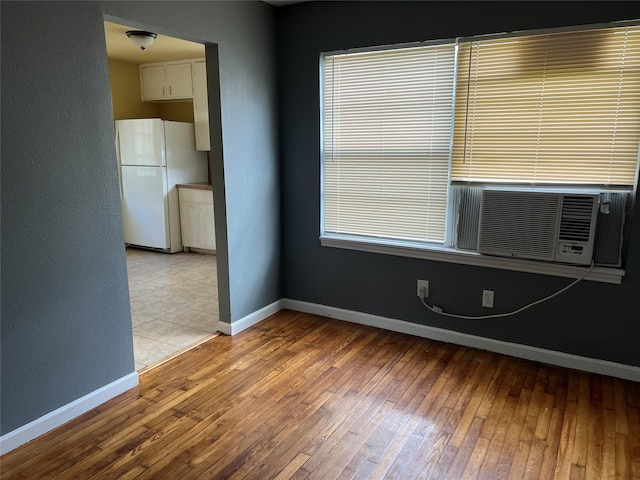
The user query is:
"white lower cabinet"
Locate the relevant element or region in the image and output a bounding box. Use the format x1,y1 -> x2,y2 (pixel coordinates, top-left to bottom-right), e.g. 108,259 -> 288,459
178,187 -> 215,251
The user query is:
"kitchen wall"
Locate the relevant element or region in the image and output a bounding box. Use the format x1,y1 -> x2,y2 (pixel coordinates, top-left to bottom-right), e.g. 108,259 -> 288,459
108,59 -> 160,120
278,1 -> 640,368
158,102 -> 194,124
1,0 -> 279,436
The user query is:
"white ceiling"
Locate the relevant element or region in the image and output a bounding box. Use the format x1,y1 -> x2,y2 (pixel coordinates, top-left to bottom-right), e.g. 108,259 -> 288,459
104,21 -> 205,64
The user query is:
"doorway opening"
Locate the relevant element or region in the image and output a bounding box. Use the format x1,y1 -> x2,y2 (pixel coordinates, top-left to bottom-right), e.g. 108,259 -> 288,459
103,20 -> 220,370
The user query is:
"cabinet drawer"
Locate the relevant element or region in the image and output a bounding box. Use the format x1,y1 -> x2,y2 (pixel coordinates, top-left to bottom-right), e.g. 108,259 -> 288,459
179,187 -> 212,204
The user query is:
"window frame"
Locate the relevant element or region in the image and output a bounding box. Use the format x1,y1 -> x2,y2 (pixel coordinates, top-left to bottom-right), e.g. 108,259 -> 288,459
320,38 -> 458,245
319,21 -> 640,284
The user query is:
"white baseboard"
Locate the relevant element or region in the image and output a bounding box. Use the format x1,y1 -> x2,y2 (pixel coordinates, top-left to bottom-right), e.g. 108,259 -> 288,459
0,371 -> 139,455
217,299 -> 285,336
282,299 -> 640,383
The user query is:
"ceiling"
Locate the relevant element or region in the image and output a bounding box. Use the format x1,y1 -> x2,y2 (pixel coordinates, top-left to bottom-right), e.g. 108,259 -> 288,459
263,0 -> 306,4
104,21 -> 205,64
105,2 -> 308,64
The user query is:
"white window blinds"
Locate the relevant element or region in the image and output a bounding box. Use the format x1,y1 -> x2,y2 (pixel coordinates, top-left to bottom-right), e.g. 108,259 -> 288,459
323,43 -> 456,244
451,25 -> 640,187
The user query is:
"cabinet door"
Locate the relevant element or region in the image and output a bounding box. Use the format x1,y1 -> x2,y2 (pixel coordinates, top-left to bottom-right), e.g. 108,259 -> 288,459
179,201 -> 200,248
192,61 -> 211,151
178,188 -> 215,250
166,63 -> 193,99
140,65 -> 166,101
198,201 -> 216,250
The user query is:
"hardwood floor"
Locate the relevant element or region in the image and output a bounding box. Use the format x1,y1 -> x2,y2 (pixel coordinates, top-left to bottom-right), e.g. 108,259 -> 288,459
2,310 -> 639,479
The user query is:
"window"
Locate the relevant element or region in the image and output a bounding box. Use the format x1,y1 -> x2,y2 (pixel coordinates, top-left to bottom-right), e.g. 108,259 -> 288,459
452,27 -> 640,186
322,43 -> 456,244
321,22 -> 640,277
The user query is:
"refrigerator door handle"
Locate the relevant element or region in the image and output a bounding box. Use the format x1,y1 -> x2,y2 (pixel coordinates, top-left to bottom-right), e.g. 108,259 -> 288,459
115,123 -> 123,198
115,122 -> 120,165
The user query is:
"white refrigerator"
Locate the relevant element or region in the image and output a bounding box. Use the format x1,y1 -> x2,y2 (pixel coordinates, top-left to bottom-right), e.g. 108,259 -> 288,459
116,119 -> 208,253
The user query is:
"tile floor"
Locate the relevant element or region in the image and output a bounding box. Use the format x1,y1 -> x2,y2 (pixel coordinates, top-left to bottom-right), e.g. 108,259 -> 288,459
126,247 -> 219,371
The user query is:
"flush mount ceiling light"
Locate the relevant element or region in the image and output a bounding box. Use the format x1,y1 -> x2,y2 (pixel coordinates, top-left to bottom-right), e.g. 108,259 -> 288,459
126,30 -> 157,51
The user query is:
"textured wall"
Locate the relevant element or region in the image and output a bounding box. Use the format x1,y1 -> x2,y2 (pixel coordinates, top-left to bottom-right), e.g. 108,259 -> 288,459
0,1 -> 135,434
278,1 -> 640,367
1,0 -> 279,435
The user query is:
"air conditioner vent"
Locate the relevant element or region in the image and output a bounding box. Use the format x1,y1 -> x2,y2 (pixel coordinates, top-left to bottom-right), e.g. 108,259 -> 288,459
478,189 -> 598,265
478,190 -> 561,261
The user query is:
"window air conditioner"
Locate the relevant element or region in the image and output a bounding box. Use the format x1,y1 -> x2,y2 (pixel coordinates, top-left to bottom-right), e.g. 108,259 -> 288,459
477,189 -> 599,265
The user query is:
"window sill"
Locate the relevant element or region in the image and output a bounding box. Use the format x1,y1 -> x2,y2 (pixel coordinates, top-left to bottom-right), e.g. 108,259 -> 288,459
320,235 -> 625,284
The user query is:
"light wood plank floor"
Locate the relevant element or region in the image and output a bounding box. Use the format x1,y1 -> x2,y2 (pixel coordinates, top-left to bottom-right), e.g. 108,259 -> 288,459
2,311 -> 639,479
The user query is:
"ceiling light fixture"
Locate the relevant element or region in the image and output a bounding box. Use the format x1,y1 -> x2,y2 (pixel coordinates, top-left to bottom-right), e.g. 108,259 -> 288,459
126,30 -> 157,51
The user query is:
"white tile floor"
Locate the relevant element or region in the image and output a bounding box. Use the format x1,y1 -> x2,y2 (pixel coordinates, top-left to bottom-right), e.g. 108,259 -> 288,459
125,247 -> 219,370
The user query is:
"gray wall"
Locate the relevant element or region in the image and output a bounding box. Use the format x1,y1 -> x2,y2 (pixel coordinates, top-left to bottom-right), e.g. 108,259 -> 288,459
278,2 -> 640,367
1,1 -> 279,435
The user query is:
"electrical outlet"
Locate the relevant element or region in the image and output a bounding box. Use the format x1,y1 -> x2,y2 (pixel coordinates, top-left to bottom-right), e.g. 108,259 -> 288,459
417,280 -> 429,298
482,290 -> 494,308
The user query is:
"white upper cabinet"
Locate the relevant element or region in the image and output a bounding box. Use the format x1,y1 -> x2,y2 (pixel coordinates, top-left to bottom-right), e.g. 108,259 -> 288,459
165,63 -> 193,98
139,61 -> 193,101
140,65 -> 166,100
192,61 -> 211,151
138,58 -> 211,151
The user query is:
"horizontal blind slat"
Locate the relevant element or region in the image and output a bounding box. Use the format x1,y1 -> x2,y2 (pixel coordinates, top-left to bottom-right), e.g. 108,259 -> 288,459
452,25 -> 640,186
